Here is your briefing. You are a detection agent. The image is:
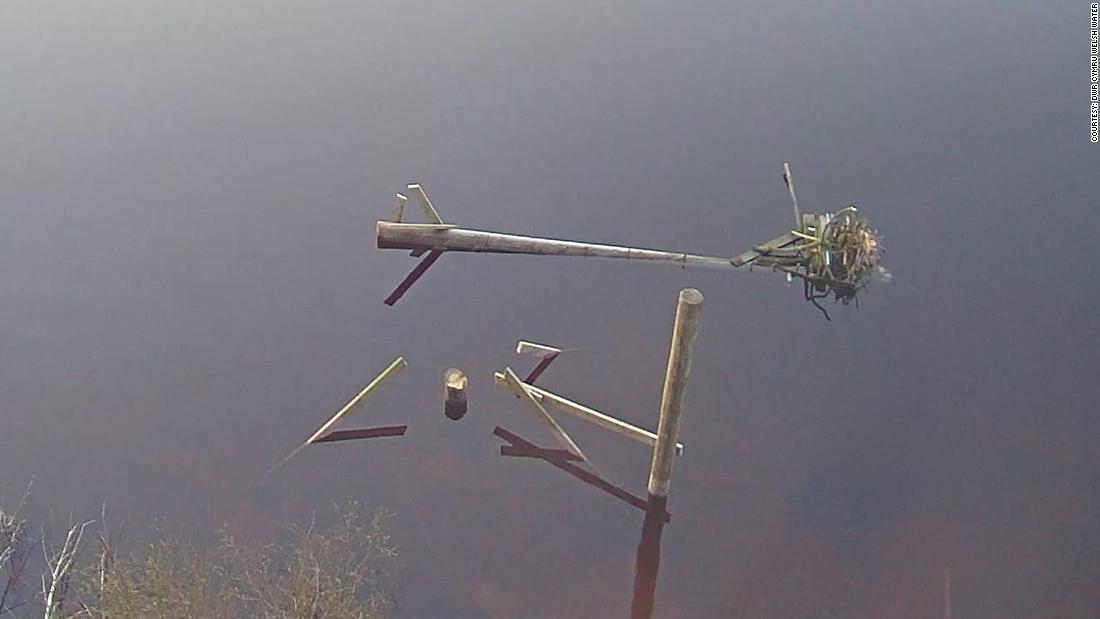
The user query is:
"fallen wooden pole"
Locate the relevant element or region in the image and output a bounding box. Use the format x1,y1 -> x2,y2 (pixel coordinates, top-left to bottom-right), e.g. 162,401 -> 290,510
378,179 -> 883,318
647,289 -> 703,500
377,221 -> 737,270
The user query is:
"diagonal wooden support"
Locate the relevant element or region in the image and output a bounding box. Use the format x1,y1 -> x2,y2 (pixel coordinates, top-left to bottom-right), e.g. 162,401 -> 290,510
381,183 -> 451,305
269,357 -> 407,473
304,357 -> 406,445
501,367 -> 589,463
493,426 -> 670,522
407,183 -> 444,224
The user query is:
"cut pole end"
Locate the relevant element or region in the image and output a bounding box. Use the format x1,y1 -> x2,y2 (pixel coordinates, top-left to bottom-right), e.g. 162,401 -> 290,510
678,288 -> 704,306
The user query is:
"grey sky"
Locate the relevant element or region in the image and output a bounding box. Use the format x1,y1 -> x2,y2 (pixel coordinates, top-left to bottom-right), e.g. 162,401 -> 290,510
1,1 -> 1097,617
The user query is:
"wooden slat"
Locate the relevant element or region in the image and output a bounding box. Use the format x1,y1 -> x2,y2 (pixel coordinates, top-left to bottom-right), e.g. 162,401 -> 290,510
492,372 -> 684,456
501,367 -> 588,462
406,184 -> 444,224
732,232 -> 798,267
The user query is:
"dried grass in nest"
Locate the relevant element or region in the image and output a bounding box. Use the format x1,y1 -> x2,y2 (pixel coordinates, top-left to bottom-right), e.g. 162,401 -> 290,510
789,206 -> 884,319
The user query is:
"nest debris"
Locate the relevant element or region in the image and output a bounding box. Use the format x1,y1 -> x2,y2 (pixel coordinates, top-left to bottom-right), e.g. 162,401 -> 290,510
791,206 -> 884,318
738,205 -> 886,320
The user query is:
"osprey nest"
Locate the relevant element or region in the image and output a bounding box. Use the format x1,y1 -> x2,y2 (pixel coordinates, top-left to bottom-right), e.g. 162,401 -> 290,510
792,206 -> 884,313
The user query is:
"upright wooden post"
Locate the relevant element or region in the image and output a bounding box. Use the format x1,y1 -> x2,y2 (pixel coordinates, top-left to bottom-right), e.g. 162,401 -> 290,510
646,288 -> 703,504
632,288 -> 701,618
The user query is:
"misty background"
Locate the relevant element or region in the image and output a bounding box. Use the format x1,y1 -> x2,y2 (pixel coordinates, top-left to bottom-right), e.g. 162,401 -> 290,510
1,1 -> 1097,617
